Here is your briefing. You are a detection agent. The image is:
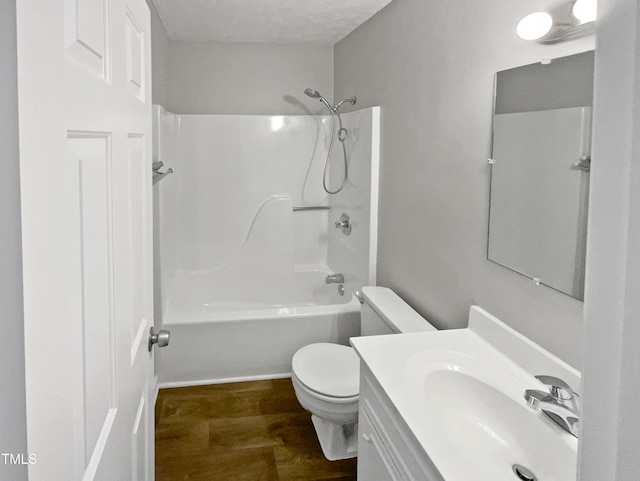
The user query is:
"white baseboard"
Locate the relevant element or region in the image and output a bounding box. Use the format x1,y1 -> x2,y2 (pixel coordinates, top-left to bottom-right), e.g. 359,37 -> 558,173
157,372 -> 292,390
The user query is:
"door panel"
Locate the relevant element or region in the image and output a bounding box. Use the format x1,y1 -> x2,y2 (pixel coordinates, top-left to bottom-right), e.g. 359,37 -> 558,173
128,134 -> 150,363
132,390 -> 149,481
68,133 -> 118,470
64,0 -> 110,78
124,9 -> 145,100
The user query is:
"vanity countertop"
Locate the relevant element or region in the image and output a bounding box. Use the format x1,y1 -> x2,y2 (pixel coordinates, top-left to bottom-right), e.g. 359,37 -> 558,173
350,305 -> 580,481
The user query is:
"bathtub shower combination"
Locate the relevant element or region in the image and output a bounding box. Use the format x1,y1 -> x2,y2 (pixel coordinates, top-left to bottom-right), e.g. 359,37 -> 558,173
153,104 -> 380,387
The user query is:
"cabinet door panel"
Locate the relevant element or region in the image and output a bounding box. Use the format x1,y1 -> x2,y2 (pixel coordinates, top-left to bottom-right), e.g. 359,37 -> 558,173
358,407 -> 401,481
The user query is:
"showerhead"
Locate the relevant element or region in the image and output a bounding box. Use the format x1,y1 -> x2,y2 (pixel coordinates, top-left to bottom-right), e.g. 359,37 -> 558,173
304,88 -> 322,98
304,87 -> 334,113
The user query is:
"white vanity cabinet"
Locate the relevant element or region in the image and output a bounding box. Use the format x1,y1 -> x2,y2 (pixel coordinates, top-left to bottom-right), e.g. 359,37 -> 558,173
357,363 -> 444,481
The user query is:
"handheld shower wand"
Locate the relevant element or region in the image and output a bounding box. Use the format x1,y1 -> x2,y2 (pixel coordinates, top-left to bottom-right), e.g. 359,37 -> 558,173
304,88 -> 334,112
304,88 -> 356,194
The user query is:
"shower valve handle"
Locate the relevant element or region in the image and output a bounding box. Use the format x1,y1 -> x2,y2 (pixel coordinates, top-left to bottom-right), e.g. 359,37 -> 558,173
335,213 -> 352,236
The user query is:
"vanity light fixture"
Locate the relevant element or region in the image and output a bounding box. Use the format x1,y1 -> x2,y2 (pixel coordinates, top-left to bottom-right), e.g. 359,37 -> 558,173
516,12 -> 553,40
572,0 -> 597,23
516,0 -> 597,43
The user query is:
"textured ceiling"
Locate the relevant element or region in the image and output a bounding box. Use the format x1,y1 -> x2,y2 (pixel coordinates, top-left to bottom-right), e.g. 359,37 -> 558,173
151,0 -> 394,44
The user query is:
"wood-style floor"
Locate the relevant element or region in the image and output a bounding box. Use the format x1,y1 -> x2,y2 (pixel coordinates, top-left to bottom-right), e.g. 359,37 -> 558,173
155,378 -> 357,481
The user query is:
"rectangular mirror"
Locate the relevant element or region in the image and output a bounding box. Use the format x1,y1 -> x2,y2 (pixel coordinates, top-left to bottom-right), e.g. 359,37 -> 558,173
488,51 -> 595,301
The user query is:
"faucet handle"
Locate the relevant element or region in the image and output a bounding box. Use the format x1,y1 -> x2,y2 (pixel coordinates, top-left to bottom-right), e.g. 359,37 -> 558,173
535,375 -> 576,401
334,213 -> 351,235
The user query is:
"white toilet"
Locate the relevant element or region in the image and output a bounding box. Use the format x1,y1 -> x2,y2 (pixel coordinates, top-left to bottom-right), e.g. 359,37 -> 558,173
291,286 -> 436,460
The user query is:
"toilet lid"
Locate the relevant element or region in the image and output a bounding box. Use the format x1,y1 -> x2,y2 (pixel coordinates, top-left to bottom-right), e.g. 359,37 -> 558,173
292,343 -> 360,398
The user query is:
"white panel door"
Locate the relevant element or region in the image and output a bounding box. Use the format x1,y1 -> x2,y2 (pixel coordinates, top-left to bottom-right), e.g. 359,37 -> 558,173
16,0 -> 155,480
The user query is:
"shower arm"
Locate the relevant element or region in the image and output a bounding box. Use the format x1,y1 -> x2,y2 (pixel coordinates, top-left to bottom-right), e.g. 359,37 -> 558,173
319,97 -> 335,113
334,97 -> 357,111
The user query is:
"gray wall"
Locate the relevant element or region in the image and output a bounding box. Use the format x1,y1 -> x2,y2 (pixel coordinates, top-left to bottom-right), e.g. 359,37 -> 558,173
145,1 -> 335,117
0,0 -> 28,480
166,41 -> 334,115
335,0 -> 595,368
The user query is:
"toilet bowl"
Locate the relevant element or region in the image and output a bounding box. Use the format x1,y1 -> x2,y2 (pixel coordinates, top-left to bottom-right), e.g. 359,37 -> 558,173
291,286 -> 436,460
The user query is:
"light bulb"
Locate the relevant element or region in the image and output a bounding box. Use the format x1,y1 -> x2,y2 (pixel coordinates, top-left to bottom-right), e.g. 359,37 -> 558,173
516,12 -> 553,40
573,0 -> 597,23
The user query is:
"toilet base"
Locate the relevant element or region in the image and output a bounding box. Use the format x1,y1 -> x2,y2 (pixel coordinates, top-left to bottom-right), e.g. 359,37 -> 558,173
311,415 -> 358,460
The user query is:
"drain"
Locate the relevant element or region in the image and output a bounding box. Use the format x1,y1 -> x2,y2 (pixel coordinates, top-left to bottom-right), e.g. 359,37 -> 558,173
512,464 -> 537,481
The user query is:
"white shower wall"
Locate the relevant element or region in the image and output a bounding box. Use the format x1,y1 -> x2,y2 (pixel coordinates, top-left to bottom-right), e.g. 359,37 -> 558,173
328,107 -> 380,295
153,106 -> 379,318
154,107 -> 329,272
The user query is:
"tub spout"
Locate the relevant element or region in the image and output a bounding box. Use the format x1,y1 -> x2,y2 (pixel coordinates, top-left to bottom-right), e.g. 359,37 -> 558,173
325,274 -> 344,284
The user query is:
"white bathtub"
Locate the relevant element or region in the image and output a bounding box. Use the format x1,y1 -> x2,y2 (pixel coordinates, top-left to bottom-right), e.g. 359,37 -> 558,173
155,268 -> 361,387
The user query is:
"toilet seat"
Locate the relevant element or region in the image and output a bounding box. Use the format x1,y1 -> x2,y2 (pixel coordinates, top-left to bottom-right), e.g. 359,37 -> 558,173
292,343 -> 360,399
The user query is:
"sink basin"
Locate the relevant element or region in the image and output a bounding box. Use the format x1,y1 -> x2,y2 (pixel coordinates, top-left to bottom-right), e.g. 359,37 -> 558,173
404,350 -> 577,481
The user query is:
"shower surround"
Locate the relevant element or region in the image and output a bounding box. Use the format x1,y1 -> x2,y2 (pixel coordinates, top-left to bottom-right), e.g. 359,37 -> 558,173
153,106 -> 380,386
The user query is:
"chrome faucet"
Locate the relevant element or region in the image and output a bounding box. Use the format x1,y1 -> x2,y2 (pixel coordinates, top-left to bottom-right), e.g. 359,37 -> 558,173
325,273 -> 344,284
524,375 -> 580,437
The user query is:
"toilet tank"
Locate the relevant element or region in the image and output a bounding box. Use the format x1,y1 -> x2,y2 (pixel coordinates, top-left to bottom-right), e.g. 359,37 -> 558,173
360,287 -> 436,335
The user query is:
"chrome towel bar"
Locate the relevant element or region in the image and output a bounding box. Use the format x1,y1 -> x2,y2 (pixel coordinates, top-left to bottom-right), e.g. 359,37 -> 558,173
293,206 -> 330,211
